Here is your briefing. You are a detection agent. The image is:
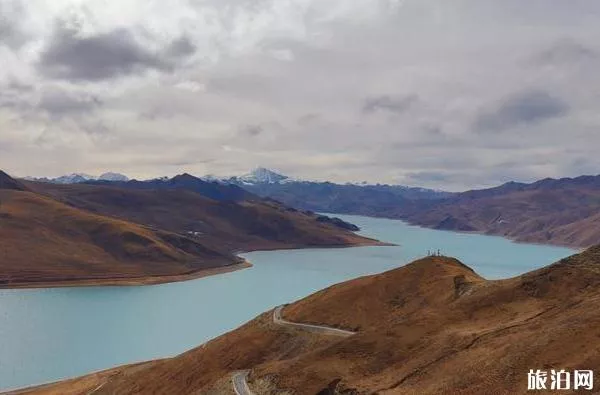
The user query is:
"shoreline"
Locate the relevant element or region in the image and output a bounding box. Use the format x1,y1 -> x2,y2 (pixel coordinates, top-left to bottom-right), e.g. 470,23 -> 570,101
0,260 -> 253,290
2,360 -> 161,395
324,213 -> 594,252
401,219 -> 584,251
0,238 -> 389,291
331,212 -> 585,251
0,226 -> 578,393
0,239 -> 391,393
4,211 -> 581,291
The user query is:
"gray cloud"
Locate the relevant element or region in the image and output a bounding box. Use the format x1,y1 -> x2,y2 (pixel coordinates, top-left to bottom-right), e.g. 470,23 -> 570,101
0,0 -> 27,48
37,24 -> 195,81
405,171 -> 451,184
297,113 -> 321,127
164,36 -> 197,59
362,94 -> 418,115
0,79 -> 33,110
0,81 -> 102,119
37,89 -> 103,118
0,19 -> 18,47
6,79 -> 33,92
535,39 -> 598,66
1,0 -> 599,190
474,90 -> 570,132
240,124 -> 263,137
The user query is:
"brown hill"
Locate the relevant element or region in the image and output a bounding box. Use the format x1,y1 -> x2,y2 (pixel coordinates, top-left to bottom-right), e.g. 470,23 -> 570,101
0,171 -> 377,288
21,247 -> 600,394
0,170 -> 27,191
0,188 -> 232,286
402,183 -> 600,248
25,181 -> 376,252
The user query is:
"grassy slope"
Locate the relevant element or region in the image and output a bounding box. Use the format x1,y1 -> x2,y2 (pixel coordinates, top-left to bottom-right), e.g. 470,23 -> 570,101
24,247 -> 600,394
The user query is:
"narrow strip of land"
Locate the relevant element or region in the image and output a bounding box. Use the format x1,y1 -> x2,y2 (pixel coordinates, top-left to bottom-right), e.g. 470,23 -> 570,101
0,260 -> 252,289
273,305 -> 356,336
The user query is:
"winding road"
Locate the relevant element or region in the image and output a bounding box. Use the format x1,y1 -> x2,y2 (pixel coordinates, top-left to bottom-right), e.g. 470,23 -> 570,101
272,305 -> 356,337
232,370 -> 253,395
231,305 -> 356,394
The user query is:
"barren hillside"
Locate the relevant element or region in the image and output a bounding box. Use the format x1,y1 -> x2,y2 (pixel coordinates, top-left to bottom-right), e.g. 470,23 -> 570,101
0,171 -> 378,287
20,246 -> 600,394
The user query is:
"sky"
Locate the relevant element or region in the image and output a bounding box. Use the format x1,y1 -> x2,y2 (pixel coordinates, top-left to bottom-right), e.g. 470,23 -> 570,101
1,0 -> 599,191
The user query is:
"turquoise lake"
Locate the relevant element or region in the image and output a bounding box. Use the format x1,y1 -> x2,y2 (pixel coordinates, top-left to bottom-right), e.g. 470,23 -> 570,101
0,214 -> 576,391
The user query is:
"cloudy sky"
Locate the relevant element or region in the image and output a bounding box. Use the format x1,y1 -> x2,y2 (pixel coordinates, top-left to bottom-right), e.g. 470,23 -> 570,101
1,0 -> 599,191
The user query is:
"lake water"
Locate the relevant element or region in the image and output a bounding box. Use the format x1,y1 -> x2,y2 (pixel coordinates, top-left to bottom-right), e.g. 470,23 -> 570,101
0,214 -> 576,391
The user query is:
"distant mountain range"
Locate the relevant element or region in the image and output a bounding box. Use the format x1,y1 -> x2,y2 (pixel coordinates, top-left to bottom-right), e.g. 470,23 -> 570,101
28,167 -> 447,199
22,168 -> 600,248
229,169 -> 600,248
25,168 -> 451,210
25,172 -> 130,184
226,168 -> 452,207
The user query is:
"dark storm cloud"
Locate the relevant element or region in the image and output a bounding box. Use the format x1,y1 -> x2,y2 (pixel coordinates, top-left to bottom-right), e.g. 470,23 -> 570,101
362,94 -> 418,115
473,89 -> 569,132
37,24 -> 197,81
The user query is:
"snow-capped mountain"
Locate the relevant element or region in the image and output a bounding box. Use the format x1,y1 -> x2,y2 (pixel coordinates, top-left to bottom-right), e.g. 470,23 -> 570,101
26,172 -> 129,184
98,172 -> 129,182
200,174 -> 224,183
52,173 -> 96,184
235,167 -> 289,185
224,167 -> 452,210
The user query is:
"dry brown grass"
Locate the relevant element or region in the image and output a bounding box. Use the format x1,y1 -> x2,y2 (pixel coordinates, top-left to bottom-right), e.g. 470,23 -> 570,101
22,248 -> 600,395
1,171 -> 377,287
249,376 -> 294,395
26,181 -> 379,253
404,187 -> 600,248
0,189 -> 230,285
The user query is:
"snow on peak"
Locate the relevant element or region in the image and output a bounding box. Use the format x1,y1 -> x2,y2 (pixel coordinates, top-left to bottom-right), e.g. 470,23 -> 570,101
26,172 -> 129,184
240,167 -> 288,184
98,172 -> 129,182
53,173 -> 96,184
